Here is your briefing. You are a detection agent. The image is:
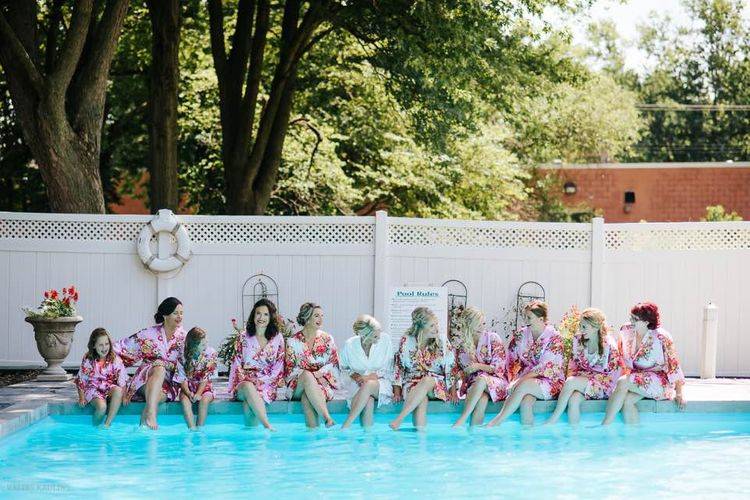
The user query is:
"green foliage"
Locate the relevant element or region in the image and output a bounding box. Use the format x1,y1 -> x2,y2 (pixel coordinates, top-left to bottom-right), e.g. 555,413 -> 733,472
701,205 -> 743,221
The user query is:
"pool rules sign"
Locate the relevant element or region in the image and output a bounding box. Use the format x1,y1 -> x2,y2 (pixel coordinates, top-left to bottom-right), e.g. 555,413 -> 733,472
387,286 -> 448,345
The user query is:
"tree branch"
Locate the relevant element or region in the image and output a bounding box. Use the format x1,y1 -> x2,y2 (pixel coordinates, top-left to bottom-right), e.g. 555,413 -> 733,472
207,0 -> 227,84
49,0 -> 94,94
44,0 -> 65,73
0,12 -> 43,94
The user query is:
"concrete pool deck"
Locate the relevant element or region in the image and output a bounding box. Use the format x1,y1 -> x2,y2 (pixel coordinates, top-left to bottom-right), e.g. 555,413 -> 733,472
1,377 -> 749,439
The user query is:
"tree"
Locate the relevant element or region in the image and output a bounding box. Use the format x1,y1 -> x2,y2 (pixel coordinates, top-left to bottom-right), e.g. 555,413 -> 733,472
0,0 -> 130,213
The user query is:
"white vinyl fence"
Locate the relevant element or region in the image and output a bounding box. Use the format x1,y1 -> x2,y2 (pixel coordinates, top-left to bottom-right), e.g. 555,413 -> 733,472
1,211 -> 748,376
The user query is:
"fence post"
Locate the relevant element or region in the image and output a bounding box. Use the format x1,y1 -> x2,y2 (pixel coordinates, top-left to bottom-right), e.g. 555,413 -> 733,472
701,302 -> 718,379
373,211 -> 389,324
589,217 -> 605,308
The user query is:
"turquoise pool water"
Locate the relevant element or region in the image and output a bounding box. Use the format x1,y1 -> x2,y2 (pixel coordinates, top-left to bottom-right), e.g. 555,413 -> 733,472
1,412 -> 749,499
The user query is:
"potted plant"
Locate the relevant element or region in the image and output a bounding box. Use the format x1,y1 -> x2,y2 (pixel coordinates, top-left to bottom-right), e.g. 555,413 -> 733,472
23,286 -> 82,381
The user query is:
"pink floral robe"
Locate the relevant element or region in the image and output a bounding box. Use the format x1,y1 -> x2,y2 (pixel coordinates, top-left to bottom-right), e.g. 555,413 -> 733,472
114,324 -> 187,402
393,335 -> 456,402
507,324 -> 566,400
619,326 -> 685,400
75,355 -> 129,403
174,346 -> 219,399
227,332 -> 286,403
285,331 -> 340,401
567,334 -> 624,399
455,331 -> 509,402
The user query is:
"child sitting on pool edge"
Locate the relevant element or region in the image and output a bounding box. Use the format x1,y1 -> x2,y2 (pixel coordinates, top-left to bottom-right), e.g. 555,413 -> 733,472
175,327 -> 218,430
75,328 -> 129,427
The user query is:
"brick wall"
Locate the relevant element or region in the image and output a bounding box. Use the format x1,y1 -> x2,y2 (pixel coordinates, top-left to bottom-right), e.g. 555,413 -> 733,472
548,163 -> 750,222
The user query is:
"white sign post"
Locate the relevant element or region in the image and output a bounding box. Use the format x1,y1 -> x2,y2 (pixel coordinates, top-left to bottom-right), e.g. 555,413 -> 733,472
387,286 -> 448,347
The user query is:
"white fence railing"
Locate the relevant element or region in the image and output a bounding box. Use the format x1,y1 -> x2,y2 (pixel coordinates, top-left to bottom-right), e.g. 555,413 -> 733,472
1,211 -> 749,376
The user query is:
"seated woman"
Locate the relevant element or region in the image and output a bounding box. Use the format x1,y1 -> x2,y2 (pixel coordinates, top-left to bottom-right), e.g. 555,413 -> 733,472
452,306 -> 508,428
545,308 -> 623,425
339,314 -> 394,429
602,302 -> 686,425
487,300 -> 564,427
285,302 -> 340,428
115,297 -> 187,430
227,298 -> 285,431
389,307 -> 457,431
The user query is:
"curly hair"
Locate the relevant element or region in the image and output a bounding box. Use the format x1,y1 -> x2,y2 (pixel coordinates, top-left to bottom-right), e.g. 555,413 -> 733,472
580,307 -> 610,356
631,302 -> 660,330
405,306 -> 442,352
246,298 -> 280,340
458,306 -> 485,352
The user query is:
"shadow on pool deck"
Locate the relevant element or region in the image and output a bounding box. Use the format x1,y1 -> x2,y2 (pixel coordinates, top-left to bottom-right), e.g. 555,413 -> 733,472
1,376 -> 749,438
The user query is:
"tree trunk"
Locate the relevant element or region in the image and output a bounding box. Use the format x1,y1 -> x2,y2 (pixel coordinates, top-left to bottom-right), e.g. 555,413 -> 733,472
147,0 -> 181,213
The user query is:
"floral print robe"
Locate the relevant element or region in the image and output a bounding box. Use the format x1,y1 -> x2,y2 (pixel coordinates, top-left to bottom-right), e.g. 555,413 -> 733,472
227,332 -> 286,403
339,333 -> 395,407
507,324 -> 565,400
114,324 -> 187,402
619,326 -> 685,400
174,346 -> 219,399
285,331 -> 340,401
75,355 -> 129,403
393,335 -> 456,402
455,331 -> 509,402
567,334 -> 624,399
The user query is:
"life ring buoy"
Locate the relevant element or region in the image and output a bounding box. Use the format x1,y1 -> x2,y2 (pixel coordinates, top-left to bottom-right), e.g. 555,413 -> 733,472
136,209 -> 192,273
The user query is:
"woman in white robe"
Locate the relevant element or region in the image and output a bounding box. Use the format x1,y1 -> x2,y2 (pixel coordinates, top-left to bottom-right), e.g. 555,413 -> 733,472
339,314 -> 394,428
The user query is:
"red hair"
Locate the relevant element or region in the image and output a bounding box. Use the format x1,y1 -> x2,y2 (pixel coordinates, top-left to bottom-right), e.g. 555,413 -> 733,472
630,302 -> 660,330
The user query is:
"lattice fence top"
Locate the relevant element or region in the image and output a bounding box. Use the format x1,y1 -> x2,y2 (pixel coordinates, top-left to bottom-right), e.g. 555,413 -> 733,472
183,221 -> 374,244
0,218 -> 143,242
605,226 -> 750,251
388,222 -> 592,250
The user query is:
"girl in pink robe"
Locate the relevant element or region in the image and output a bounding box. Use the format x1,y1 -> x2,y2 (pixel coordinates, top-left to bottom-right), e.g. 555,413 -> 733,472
174,327 -> 218,429
487,300 -> 565,427
75,328 -> 128,427
603,301 -> 687,425
452,306 -> 509,427
546,308 -> 624,425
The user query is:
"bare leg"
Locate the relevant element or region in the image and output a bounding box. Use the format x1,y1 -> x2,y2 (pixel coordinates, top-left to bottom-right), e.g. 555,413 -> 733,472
390,377 -> 437,430
300,393 -> 318,428
142,365 -> 166,430
237,382 -> 274,430
197,394 -> 213,426
342,380 -> 380,429
360,397 -> 376,427
567,391 -> 584,425
453,377 -> 487,427
545,376 -> 588,424
91,397 -> 106,426
602,376 -> 631,425
520,394 -> 537,425
470,393 -> 490,426
487,378 -> 544,427
104,387 -> 123,427
298,371 -> 335,427
412,397 -> 429,429
180,394 -> 196,429
622,391 -> 644,424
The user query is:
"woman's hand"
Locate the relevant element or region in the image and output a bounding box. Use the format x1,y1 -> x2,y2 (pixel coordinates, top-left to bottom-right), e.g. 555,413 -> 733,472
78,397 -> 86,408
192,391 -> 202,403
122,393 -> 131,406
351,373 -> 364,386
448,387 -> 459,405
392,386 -> 403,403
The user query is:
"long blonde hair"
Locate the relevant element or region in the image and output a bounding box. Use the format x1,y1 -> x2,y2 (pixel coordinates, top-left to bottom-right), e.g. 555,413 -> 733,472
580,307 -> 610,356
353,314 -> 381,344
458,306 -> 484,352
405,307 -> 442,352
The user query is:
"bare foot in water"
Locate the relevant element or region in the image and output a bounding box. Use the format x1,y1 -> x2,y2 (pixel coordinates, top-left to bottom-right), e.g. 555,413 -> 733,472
263,422 -> 277,432
325,418 -> 336,428
141,409 -> 158,430
451,417 -> 466,428
389,419 -> 402,431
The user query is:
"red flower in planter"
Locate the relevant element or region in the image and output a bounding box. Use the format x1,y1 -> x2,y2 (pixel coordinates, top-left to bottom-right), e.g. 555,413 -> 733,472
50,290 -> 59,300
44,291 -> 50,299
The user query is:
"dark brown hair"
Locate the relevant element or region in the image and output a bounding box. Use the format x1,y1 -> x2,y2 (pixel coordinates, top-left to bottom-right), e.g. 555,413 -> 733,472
184,327 -> 207,374
86,327 -> 115,362
246,299 -> 280,340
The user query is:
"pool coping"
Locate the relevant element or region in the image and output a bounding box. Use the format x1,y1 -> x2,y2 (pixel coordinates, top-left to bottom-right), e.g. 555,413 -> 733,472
2,396 -> 750,440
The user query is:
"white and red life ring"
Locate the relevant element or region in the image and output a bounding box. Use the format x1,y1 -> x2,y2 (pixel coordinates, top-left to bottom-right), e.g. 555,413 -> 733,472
136,209 -> 192,273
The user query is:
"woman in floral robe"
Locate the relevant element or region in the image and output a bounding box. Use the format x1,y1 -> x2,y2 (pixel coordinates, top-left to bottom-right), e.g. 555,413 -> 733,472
76,328 -> 128,427
114,297 -> 186,430
175,327 -> 218,429
389,307 -> 457,431
546,308 -> 623,425
228,298 -> 286,430
603,302 -> 686,425
487,300 -> 565,427
285,302 -> 340,428
452,306 -> 508,427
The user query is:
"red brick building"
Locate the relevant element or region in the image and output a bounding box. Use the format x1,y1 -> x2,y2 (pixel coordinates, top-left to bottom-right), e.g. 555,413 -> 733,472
544,162 -> 750,222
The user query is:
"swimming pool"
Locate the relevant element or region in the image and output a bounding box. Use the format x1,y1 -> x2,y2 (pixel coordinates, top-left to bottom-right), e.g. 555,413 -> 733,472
1,412 -> 748,499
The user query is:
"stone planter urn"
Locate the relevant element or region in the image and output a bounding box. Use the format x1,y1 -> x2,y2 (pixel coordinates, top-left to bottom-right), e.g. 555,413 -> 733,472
25,316 -> 83,381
